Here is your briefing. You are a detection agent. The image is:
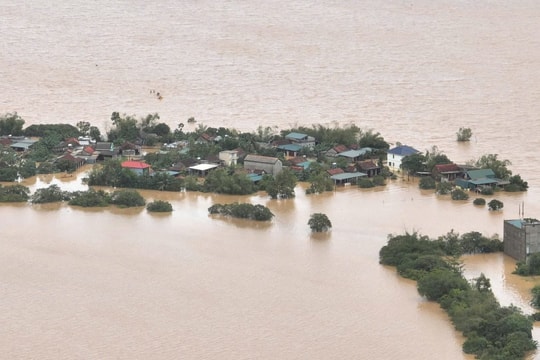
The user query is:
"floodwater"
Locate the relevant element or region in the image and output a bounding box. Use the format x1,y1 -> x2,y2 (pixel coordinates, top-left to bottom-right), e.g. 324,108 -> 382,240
1,1 -> 540,359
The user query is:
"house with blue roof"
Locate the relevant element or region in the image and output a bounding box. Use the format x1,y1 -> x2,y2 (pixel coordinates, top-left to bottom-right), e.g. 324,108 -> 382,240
337,148 -> 373,162
386,145 -> 420,170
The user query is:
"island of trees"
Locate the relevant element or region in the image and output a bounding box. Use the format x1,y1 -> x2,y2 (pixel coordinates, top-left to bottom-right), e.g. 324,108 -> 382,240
380,231 -> 536,360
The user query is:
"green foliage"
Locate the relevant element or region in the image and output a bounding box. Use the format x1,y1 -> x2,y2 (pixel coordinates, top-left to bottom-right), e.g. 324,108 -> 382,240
357,178 -> 375,188
530,285 -> 540,309
473,198 -> 486,206
372,175 -> 386,186
284,124 -> 361,148
262,169 -> 297,199
18,160 -> 36,179
109,189 -> 146,208
201,168 -> 256,195
436,181 -> 453,195
0,112 -> 25,136
400,153 -> 426,174
0,167 -> 18,182
55,158 -> 77,173
488,199 -> 504,211
146,200 -> 173,212
514,253 -> 540,276
358,129 -> 389,149
419,176 -> 436,189
381,231 -> 536,359
308,213 -> 332,232
306,172 -> 334,194
76,121 -> 91,136
107,112 -> 140,144
474,154 -> 512,180
505,175 -> 528,192
480,186 -> 494,195
417,268 -> 470,301
68,189 -> 110,207
424,146 -> 451,172
451,188 -> 469,200
31,185 -> 70,204
456,127 -> 472,141
208,202 -> 274,221
89,126 -> 102,142
0,184 -> 30,202
23,124 -> 79,138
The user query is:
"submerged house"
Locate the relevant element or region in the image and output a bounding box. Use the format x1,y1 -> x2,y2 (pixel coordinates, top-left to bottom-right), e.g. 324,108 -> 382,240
432,163 -> 463,181
504,218 -> 540,261
244,154 -> 282,176
386,145 -> 419,170
284,132 -> 316,148
121,160 -> 151,175
455,169 -> 507,190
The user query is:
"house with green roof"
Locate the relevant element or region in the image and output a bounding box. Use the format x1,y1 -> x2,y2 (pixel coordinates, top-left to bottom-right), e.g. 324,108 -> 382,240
455,169 -> 507,190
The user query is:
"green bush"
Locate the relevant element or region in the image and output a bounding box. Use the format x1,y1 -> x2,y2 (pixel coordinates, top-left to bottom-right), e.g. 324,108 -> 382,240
308,213 -> 332,232
208,202 -> 274,221
451,188 -> 469,200
488,199 -> 504,211
436,181 -> 453,195
110,189 -> 146,208
31,185 -> 70,204
147,200 -> 173,212
68,189 -> 110,207
473,198 -> 486,206
480,187 -> 494,195
0,184 -> 30,202
372,175 -> 386,186
419,177 -> 436,190
358,178 -> 375,188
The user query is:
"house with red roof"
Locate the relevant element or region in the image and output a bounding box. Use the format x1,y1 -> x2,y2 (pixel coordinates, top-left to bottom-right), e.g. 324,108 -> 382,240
121,160 -> 151,175
432,163 -> 463,181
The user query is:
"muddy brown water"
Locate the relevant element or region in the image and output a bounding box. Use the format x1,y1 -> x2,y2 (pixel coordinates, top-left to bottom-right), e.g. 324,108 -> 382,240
2,1 -> 540,358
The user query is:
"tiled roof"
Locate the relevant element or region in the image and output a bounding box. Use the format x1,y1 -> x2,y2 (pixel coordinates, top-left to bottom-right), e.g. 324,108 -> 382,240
121,160 -> 150,169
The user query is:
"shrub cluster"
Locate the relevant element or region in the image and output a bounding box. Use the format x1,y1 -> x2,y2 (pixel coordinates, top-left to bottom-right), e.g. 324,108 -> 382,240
380,231 -> 535,359
147,200 -> 173,212
208,202 -> 274,221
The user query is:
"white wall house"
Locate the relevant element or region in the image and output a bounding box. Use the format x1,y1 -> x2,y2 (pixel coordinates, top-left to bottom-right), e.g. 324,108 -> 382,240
219,150 -> 239,166
386,145 -> 419,170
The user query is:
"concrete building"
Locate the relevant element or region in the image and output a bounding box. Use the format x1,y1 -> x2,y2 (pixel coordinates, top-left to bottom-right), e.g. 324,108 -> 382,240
244,154 -> 282,176
503,218 -> 540,261
386,145 -> 419,170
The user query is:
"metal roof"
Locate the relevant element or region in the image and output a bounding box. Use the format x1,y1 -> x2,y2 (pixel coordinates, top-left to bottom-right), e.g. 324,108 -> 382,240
277,144 -> 302,151
330,172 -> 367,180
285,132 -> 308,140
387,145 -> 419,156
338,148 -> 372,158
189,163 -> 219,171
245,154 -> 279,164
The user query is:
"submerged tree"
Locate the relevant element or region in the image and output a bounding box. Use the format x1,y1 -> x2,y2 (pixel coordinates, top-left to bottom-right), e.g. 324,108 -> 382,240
308,213 -> 332,232
456,127 -> 473,141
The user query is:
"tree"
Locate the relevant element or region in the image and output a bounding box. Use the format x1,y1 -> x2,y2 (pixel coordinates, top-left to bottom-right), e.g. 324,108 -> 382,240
109,189 -> 146,208
147,200 -> 173,212
31,185 -> 69,204
419,177 -> 436,189
474,154 -> 512,180
488,199 -> 504,211
89,126 -> 102,141
264,169 -> 297,199
424,146 -> 451,172
417,268 -> 469,301
308,213 -> 332,232
358,129 -> 389,149
451,188 -> 469,200
306,173 -> 334,194
456,127 -> 472,141
0,112 -> 25,136
400,153 -> 426,175
76,121 -> 91,136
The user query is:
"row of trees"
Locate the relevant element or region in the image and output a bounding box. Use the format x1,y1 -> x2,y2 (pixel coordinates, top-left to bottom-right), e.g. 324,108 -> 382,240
380,231 -> 535,359
208,203 -> 274,221
0,184 -> 173,212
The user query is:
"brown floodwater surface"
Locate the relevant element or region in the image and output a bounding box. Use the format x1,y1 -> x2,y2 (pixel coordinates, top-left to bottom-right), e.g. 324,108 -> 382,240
1,0 -> 540,359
